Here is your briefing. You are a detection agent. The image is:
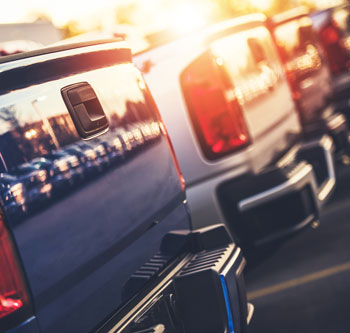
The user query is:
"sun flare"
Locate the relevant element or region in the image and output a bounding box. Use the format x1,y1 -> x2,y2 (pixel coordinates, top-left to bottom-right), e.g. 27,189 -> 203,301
168,3 -> 207,35
248,0 -> 274,11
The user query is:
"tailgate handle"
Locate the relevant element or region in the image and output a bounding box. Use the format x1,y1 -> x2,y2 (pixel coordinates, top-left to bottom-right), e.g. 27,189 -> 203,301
61,82 -> 109,139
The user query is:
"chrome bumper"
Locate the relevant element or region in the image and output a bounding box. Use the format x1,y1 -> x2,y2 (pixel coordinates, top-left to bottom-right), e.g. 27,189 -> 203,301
298,135 -> 336,206
218,136 -> 338,246
238,161 -> 319,213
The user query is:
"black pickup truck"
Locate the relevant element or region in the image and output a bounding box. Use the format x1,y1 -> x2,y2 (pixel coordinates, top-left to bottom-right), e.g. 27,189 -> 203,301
0,40 -> 252,332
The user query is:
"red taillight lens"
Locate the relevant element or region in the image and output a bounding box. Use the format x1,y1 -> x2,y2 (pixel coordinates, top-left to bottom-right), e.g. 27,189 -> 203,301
181,52 -> 250,160
0,213 -> 29,321
321,25 -> 341,45
284,69 -> 300,101
320,23 -> 348,74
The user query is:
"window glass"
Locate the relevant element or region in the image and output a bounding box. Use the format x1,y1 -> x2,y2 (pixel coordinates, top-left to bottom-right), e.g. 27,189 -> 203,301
274,17 -> 322,75
211,26 -> 282,104
274,17 -> 318,62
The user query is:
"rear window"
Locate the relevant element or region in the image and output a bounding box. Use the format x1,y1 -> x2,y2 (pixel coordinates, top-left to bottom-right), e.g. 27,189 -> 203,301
210,26 -> 282,104
274,17 -> 318,63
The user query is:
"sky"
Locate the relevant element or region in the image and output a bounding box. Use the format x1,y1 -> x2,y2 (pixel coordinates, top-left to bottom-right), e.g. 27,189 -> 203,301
0,0 -> 218,33
0,0 -> 344,29
0,0 -> 129,26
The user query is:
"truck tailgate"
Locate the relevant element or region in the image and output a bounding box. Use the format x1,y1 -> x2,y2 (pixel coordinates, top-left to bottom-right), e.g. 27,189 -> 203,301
211,25 -> 302,171
0,42 -> 189,332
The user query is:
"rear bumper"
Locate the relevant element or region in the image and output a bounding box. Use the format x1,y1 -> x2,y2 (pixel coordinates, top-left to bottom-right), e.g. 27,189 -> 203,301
217,134 -> 337,246
331,72 -> 350,101
303,107 -> 350,160
218,159 -> 319,247
97,225 -> 251,333
326,113 -> 350,160
297,135 -> 336,205
237,162 -> 317,213
333,96 -> 350,143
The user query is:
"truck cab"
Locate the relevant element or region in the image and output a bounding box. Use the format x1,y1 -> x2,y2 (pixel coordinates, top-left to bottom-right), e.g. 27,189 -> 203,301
0,41 -> 251,332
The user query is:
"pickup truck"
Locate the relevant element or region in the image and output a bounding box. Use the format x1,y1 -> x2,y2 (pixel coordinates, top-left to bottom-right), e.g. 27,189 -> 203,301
269,7 -> 350,162
134,14 -> 336,249
0,41 -> 252,332
311,4 -> 350,100
311,4 -> 350,130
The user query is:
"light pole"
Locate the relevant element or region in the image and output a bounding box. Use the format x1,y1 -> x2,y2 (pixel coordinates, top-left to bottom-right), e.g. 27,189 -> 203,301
31,97 -> 60,150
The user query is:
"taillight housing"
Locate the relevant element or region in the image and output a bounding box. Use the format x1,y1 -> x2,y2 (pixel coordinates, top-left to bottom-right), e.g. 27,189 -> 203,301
0,210 -> 32,330
284,68 -> 300,101
181,51 -> 250,160
320,22 -> 348,75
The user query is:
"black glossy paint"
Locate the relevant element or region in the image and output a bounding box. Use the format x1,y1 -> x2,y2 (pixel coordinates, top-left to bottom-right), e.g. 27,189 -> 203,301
0,43 -> 189,332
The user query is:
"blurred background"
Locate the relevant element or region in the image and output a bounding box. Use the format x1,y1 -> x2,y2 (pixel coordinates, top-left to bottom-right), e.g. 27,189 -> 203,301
1,1 -> 349,333
0,0 -> 347,53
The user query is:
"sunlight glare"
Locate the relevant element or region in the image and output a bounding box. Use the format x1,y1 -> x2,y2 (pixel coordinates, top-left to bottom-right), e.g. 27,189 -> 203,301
169,3 -> 207,35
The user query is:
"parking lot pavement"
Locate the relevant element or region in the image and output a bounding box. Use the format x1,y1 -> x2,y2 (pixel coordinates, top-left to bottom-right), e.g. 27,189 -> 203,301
245,165 -> 350,333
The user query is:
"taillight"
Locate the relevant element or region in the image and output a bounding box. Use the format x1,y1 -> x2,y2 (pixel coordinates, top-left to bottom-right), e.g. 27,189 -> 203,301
321,25 -> 341,45
181,51 -> 250,160
320,23 -> 348,74
284,69 -> 300,101
0,210 -> 31,329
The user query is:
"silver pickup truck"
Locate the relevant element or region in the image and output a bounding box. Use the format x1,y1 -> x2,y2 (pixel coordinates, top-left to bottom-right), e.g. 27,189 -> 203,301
135,14 -> 336,248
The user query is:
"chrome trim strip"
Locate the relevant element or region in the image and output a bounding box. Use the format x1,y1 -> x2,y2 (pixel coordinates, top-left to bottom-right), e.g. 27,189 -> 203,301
317,136 -> 336,204
301,135 -> 336,205
0,40 -> 128,73
327,113 -> 346,131
247,303 -> 255,325
238,161 -> 318,212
